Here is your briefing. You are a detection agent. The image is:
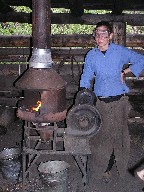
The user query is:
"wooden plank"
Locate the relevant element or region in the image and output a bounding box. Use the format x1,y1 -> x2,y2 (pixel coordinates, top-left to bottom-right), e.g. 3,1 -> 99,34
0,35 -> 32,47
126,79 -> 144,93
0,48 -> 143,57
54,13 -> 144,26
0,55 -> 29,63
0,12 -> 144,26
0,65 -> 143,101
0,47 -> 87,56
54,33 -> 144,47
0,12 -> 31,23
3,0 -> 31,7
0,48 -> 143,63
0,48 -> 144,56
0,64 -> 27,76
0,48 -> 31,55
0,62 -> 143,79
128,117 -> 144,124
0,97 -> 19,107
0,34 -> 144,48
4,0 -> 144,11
0,55 -> 84,63
111,0 -> 124,15
68,0 -> 84,17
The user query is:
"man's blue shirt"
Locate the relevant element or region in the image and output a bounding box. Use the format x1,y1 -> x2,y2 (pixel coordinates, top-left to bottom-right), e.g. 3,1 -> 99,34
80,43 -> 144,97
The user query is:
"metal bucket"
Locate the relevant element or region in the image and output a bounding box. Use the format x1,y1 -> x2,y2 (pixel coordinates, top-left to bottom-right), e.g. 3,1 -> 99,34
0,148 -> 22,182
38,160 -> 70,192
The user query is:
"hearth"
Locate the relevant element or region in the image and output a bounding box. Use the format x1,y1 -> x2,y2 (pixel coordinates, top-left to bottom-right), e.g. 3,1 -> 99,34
16,64 -> 67,123
14,0 -> 101,191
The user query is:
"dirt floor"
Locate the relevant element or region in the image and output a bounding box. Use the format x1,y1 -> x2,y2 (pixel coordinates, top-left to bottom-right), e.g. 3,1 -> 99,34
0,118 -> 143,192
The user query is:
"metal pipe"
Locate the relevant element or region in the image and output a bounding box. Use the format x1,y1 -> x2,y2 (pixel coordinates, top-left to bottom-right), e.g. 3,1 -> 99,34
29,0 -> 52,68
32,0 -> 51,49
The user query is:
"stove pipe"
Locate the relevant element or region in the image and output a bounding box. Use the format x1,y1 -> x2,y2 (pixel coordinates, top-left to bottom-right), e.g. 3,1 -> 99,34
29,0 -> 52,69
15,0 -> 67,123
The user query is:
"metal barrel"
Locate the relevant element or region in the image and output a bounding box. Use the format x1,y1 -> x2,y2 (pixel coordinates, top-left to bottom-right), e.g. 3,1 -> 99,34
38,160 -> 70,192
0,148 -> 22,182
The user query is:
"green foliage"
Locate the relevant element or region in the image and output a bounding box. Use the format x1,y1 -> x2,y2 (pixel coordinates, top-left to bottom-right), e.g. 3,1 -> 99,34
51,9 -> 111,34
52,24 -> 94,34
0,22 -> 32,35
11,6 -> 32,13
0,6 -> 32,35
0,7 -> 143,35
124,11 -> 144,34
126,25 -> 144,34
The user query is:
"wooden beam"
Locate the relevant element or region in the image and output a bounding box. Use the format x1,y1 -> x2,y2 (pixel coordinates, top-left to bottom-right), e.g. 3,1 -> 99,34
68,0 -> 84,17
0,47 -> 88,56
0,0 -> 14,13
0,48 -> 143,63
52,13 -> 144,26
0,35 -> 33,47
112,0 -> 124,15
0,12 -> 32,23
0,13 -> 144,26
0,34 -> 143,48
0,48 -> 87,62
0,48 -> 143,57
113,22 -> 126,46
0,55 -> 29,63
3,0 -> 32,8
3,0 -> 144,11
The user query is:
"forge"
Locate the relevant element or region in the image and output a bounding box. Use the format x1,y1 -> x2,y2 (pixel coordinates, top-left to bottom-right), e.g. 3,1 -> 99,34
14,0 -> 101,191
16,67 -> 67,123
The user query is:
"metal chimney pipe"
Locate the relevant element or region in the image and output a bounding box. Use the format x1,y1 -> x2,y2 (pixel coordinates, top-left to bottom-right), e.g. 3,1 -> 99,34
32,0 -> 51,49
15,0 -> 67,123
29,0 -> 52,68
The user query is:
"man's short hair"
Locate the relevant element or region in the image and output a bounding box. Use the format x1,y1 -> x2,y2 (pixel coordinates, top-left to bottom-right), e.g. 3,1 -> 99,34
95,21 -> 113,33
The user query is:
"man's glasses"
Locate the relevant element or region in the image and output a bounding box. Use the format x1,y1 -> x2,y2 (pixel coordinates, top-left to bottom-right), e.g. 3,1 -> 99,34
93,29 -> 110,38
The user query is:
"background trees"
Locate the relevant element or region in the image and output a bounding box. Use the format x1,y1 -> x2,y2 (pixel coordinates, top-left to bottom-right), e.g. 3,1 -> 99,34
0,6 -> 143,35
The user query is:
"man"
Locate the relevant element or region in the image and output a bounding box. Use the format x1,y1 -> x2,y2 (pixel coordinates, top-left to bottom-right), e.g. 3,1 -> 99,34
80,21 -> 144,181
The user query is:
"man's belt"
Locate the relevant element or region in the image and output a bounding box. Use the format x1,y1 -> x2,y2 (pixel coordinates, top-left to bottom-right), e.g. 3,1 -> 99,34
98,94 -> 127,103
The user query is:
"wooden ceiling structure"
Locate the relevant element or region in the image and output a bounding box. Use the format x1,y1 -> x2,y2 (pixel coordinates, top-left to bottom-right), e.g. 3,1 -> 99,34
1,0 -> 144,15
0,0 -> 144,65
0,0 -> 144,24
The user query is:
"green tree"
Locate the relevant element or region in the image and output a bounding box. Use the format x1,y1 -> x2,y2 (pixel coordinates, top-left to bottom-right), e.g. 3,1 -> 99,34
0,6 -> 32,35
0,7 -> 143,35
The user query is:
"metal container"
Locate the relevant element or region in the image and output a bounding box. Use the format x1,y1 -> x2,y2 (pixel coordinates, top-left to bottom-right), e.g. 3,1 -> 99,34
15,68 -> 67,123
0,148 -> 22,182
38,160 -> 70,192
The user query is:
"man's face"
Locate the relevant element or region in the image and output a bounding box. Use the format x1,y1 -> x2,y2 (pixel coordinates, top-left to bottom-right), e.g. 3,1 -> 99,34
94,25 -> 112,47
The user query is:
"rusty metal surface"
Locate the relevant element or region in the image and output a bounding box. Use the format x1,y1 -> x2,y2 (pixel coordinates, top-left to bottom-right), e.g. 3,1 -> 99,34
40,89 -> 66,113
15,68 -> 66,90
29,48 -> 53,68
17,108 -> 67,123
14,0 -> 67,123
66,104 -> 102,136
75,89 -> 96,106
32,0 -> 51,49
19,89 -> 66,113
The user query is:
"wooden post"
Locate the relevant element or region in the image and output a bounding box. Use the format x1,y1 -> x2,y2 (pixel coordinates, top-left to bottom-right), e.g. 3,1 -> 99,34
112,22 -> 126,46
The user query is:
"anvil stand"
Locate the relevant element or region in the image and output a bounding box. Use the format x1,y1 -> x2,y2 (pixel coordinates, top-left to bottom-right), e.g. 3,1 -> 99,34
22,121 -> 91,191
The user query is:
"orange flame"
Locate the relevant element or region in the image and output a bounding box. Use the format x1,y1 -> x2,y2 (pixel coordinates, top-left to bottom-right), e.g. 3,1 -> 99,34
32,101 -> 42,112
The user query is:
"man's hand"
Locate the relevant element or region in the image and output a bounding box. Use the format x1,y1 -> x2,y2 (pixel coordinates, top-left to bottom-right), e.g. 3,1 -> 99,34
121,67 -> 131,83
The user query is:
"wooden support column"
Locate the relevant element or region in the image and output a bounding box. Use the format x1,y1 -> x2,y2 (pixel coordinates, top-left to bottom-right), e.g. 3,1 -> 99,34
112,22 -> 126,46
